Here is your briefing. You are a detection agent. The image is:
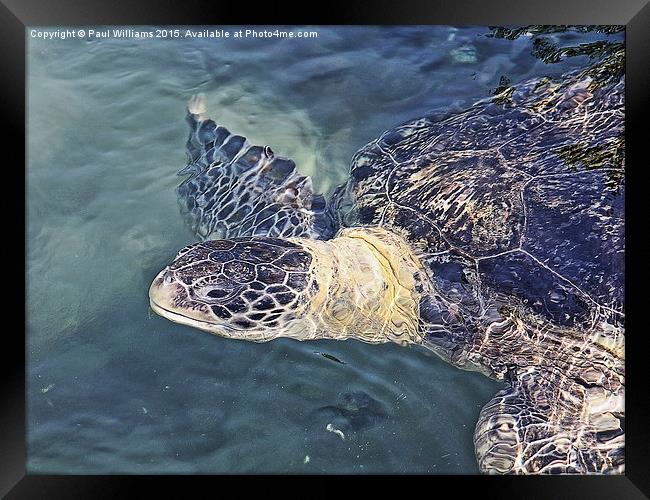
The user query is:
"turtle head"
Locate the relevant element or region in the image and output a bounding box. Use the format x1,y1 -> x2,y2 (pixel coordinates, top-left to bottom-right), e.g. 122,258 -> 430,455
150,228 -> 424,345
149,237 -> 320,341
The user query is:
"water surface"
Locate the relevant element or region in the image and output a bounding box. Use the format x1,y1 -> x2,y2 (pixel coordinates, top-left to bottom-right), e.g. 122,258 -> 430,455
27,25 -> 619,473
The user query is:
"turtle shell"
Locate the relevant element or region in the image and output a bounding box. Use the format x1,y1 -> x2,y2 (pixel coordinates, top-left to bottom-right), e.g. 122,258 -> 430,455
343,72 -> 624,329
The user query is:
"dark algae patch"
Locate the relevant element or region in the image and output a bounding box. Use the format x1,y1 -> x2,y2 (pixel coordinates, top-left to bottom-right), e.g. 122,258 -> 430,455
557,136 -> 625,191
486,25 -> 625,40
530,38 -> 622,65
492,75 -> 515,104
487,25 -> 625,91
557,137 -> 625,171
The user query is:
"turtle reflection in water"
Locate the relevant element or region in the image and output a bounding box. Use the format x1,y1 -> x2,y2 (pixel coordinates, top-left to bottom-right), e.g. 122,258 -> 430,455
150,58 -> 624,474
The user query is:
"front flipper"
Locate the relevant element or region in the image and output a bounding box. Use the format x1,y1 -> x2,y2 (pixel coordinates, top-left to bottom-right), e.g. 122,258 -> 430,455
177,94 -> 337,240
474,366 -> 625,474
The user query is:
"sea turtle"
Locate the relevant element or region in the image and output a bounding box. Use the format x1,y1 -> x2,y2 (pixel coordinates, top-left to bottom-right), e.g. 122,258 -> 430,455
149,65 -> 625,474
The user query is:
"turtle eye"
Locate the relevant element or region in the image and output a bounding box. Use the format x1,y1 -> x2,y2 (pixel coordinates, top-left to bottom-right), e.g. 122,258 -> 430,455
201,284 -> 241,302
207,288 -> 229,299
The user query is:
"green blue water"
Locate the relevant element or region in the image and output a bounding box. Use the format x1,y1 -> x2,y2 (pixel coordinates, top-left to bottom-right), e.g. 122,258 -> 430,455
26,25 -> 621,473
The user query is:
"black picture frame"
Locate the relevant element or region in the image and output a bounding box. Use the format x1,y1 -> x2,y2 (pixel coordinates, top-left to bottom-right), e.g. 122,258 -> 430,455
4,0 -> 649,497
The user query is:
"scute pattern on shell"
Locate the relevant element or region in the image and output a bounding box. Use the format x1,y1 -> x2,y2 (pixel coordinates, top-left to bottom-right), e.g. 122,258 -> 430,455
337,69 -> 625,474
343,72 -> 624,328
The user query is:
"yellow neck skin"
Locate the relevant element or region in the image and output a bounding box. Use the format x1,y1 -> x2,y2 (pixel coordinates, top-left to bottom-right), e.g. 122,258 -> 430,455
287,227 -> 424,345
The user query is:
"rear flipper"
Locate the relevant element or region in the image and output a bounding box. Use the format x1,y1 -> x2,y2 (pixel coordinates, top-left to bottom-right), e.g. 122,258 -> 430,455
178,94 -> 337,240
474,366 -> 625,474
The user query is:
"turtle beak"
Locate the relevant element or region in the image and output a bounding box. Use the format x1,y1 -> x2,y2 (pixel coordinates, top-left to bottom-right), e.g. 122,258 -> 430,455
149,268 -> 198,319
148,268 -> 239,335
149,269 -> 175,309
